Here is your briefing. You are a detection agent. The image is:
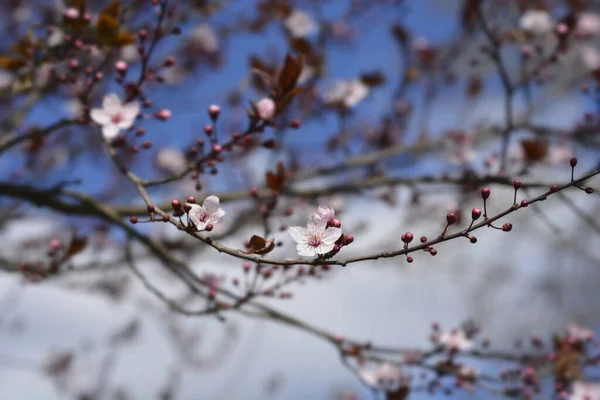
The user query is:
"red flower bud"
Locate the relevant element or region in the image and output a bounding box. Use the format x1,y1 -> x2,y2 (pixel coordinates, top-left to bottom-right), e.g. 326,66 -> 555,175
446,212 -> 457,225
481,187 -> 491,200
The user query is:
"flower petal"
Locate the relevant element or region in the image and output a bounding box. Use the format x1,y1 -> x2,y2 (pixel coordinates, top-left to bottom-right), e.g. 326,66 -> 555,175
315,242 -> 335,255
122,101 -> 140,119
202,195 -> 221,214
211,208 -> 225,221
297,243 -> 316,257
102,124 -> 120,140
102,93 -> 122,114
307,215 -> 327,233
90,108 -> 110,125
288,226 -> 308,244
321,227 -> 342,246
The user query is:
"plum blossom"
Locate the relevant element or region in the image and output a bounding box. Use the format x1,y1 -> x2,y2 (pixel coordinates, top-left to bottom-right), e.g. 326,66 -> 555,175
191,24 -> 219,53
156,148 -> 188,175
570,382 -> 600,400
284,10 -> 318,38
577,13 -> 600,37
288,213 -> 342,257
581,45 -> 600,71
444,131 -> 476,165
568,324 -> 594,342
90,93 -> 140,140
520,9 -> 554,35
323,79 -> 369,108
188,196 -> 225,231
256,98 -> 276,120
439,328 -> 474,351
359,362 -> 405,391
315,205 -> 335,224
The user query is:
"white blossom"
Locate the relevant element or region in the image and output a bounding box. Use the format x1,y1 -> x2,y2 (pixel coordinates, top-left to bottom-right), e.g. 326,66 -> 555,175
571,382 -> 600,400
90,93 -> 140,140
284,10 -> 318,38
520,10 -> 554,35
256,98 -> 276,120
120,44 -> 139,63
48,27 -> 65,48
288,213 -> 342,257
577,12 -> 600,36
315,205 -> 335,223
444,131 -> 476,166
188,196 -> 225,231
568,324 -> 594,342
156,148 -> 188,175
64,99 -> 83,118
191,24 -> 219,53
324,79 -> 369,108
581,45 -> 600,71
359,362 -> 404,391
439,329 -> 474,351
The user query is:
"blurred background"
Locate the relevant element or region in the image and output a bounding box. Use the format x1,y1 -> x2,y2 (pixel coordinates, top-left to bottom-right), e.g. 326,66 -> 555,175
0,0 -> 599,399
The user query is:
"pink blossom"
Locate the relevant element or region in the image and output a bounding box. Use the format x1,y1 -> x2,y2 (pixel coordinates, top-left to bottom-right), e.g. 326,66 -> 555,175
256,98 -> 276,120
90,93 -> 140,140
288,214 -> 342,257
188,196 -> 225,231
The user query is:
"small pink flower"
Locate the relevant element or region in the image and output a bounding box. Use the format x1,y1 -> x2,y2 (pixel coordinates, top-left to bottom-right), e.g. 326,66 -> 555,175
571,382 -> 600,400
439,328 -> 474,351
188,195 -> 225,231
155,109 -> 172,121
577,12 -> 600,37
520,9 -> 554,35
568,324 -> 594,342
90,93 -> 140,140
288,213 -> 342,257
256,98 -> 276,120
64,7 -> 80,20
359,362 -> 404,391
115,60 -> 128,73
315,205 -> 335,223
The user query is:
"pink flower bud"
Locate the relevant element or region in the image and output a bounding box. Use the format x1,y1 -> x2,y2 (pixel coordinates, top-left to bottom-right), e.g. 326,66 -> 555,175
115,60 -> 128,73
481,187 -> 491,200
208,104 -> 221,120
164,56 -> 175,67
64,7 -> 80,20
155,109 -> 172,121
256,98 -> 276,120
446,212 -> 457,225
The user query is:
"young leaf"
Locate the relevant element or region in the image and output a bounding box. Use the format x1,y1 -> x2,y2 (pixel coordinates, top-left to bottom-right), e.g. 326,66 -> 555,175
245,235 -> 275,255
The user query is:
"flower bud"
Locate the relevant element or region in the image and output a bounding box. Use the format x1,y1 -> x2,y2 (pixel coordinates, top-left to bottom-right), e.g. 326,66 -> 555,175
570,157 -> 578,168
471,208 -> 482,220
402,232 -> 414,243
446,212 -> 457,225
155,109 -> 172,121
481,187 -> 491,200
208,104 -> 220,120
256,98 -> 276,120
